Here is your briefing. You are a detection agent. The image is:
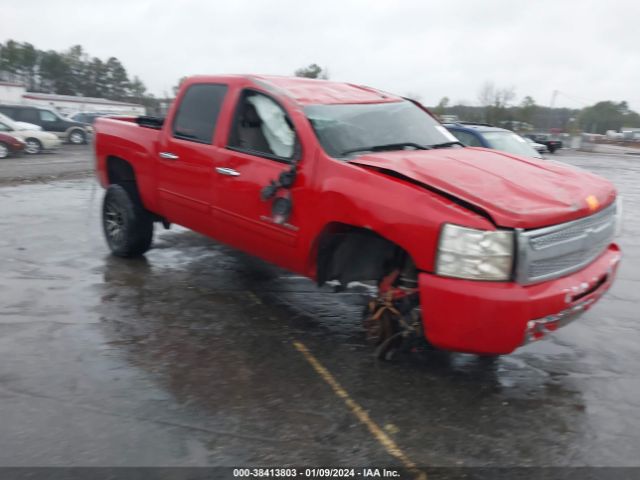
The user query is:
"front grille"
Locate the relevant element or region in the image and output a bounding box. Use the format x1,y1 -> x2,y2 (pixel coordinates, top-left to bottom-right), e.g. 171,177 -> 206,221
516,201 -> 617,285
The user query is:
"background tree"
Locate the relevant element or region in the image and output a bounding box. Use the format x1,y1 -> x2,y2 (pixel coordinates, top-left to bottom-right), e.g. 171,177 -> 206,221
0,39 -> 153,104
0,40 -> 40,90
85,58 -> 110,98
172,76 -> 188,96
477,81 -> 516,125
294,63 -> 329,79
38,50 -> 72,93
105,57 -> 130,100
0,40 -> 24,82
62,45 -> 89,95
518,96 -> 537,125
128,76 -> 148,101
433,96 -> 450,116
578,101 -> 640,134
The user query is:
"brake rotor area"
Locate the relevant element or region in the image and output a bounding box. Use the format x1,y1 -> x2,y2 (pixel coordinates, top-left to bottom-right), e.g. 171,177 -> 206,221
362,285 -> 423,360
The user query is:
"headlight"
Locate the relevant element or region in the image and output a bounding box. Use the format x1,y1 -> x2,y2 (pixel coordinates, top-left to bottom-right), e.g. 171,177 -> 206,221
436,224 -> 514,281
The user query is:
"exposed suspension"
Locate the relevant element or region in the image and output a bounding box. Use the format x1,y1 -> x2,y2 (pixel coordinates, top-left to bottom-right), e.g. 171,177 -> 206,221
362,267 -> 424,360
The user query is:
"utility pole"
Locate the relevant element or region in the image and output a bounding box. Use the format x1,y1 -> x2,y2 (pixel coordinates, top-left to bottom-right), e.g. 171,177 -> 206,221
547,90 -> 558,132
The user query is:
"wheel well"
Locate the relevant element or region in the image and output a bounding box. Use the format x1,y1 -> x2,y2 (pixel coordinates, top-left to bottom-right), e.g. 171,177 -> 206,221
315,223 -> 416,287
106,156 -> 140,199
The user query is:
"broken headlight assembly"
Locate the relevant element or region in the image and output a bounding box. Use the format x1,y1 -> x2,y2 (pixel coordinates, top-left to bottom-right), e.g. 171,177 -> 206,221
436,224 -> 514,281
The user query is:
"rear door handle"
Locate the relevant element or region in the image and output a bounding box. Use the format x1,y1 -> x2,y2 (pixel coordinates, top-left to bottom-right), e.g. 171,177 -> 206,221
215,167 -> 241,177
159,152 -> 179,160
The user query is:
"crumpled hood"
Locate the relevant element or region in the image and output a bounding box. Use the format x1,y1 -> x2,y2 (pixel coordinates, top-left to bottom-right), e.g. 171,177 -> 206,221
350,147 -> 616,229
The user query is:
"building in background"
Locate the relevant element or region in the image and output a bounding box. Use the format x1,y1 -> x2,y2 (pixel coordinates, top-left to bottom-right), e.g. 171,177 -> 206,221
0,82 -> 145,116
0,81 -> 26,103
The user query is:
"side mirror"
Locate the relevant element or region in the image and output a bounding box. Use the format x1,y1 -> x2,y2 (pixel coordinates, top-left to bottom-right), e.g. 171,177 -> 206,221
261,167 -> 297,201
279,169 -> 296,188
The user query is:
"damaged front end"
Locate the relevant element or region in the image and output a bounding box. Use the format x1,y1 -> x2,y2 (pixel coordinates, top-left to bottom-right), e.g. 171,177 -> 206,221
315,226 -> 428,359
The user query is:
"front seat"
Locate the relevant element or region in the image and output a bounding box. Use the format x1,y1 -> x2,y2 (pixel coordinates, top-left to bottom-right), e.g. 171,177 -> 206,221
236,102 -> 272,154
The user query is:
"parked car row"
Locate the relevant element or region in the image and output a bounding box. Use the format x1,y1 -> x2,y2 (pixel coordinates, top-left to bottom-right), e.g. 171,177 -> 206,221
444,122 -> 545,159
0,112 -> 62,157
0,104 -> 93,150
443,122 -> 566,159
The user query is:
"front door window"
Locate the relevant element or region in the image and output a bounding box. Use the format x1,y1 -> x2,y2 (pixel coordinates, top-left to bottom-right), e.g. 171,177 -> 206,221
228,91 -> 296,161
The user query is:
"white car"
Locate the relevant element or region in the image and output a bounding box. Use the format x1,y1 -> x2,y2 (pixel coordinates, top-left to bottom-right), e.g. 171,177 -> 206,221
15,121 -> 42,131
0,113 -> 61,154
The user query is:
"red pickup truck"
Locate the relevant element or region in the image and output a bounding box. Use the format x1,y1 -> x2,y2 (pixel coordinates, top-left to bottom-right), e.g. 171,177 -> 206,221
95,75 -> 621,358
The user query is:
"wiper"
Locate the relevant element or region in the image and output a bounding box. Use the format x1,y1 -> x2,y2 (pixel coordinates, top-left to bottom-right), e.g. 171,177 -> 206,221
429,141 -> 465,149
341,142 -> 431,157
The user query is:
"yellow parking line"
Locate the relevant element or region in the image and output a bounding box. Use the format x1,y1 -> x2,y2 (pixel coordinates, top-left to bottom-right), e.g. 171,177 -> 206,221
292,341 -> 427,480
247,290 -> 425,478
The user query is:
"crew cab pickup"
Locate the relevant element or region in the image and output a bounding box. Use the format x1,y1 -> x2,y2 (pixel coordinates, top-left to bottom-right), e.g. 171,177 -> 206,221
94,75 -> 621,357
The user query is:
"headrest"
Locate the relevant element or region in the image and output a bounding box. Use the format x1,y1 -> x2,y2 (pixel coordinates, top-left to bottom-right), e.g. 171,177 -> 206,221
241,102 -> 262,127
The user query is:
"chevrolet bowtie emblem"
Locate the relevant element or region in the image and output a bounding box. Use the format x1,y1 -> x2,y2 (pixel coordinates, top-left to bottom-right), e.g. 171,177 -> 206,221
586,195 -> 599,211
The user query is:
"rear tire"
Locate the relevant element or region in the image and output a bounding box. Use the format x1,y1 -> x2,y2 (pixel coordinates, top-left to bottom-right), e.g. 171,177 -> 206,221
0,142 -> 9,159
102,184 -> 153,257
68,129 -> 86,145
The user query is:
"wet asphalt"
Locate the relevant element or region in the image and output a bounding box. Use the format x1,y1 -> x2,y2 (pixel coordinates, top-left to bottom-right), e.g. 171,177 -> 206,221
0,149 -> 639,472
0,144 -> 93,185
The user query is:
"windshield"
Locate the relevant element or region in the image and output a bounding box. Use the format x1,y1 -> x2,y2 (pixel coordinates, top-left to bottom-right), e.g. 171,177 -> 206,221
304,101 -> 456,158
483,131 -> 540,157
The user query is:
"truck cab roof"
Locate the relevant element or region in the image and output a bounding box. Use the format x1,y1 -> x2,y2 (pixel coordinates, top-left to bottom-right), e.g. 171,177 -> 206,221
184,75 -> 403,105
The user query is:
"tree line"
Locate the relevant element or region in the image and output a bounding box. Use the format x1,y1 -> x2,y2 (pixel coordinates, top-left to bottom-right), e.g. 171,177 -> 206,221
433,82 -> 640,134
0,40 -> 152,107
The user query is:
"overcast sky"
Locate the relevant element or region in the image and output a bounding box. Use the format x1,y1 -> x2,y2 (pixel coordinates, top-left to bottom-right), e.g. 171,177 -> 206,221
4,0 -> 639,110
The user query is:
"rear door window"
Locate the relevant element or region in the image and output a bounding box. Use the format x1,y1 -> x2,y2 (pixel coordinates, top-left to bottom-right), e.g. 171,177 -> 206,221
18,108 -> 39,124
39,110 -> 58,122
172,84 -> 228,144
0,107 -> 16,118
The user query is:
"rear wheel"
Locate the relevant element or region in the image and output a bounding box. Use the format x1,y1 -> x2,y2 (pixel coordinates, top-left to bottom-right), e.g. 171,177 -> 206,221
68,129 -> 86,145
102,184 -> 153,257
24,138 -> 42,154
0,142 -> 9,159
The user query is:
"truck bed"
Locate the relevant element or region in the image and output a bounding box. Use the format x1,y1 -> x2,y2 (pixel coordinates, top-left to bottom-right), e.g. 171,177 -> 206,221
94,116 -> 162,192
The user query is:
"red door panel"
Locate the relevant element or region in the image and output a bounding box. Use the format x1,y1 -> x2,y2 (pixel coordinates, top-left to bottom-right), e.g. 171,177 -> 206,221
211,149 -> 300,256
157,138 -> 216,229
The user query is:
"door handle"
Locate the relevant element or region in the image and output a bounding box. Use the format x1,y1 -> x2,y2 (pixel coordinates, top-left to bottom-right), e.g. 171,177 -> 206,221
159,152 -> 179,160
215,167 -> 241,177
